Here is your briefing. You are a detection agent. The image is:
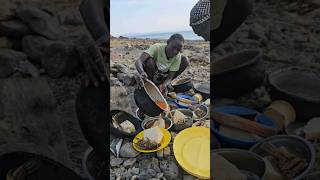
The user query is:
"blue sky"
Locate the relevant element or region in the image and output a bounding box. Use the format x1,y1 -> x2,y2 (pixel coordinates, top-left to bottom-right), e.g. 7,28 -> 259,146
110,0 -> 199,37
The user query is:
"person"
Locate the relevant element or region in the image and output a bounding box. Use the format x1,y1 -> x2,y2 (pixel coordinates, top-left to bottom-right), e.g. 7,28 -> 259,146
190,0 -> 253,47
135,34 -> 189,95
78,0 -> 109,87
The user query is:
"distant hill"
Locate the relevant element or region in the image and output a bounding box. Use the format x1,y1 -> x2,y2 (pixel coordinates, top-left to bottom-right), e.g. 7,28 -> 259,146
122,30 -> 204,40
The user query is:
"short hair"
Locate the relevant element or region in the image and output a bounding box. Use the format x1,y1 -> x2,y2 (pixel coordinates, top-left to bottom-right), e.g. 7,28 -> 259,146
190,0 -> 210,27
168,33 -> 184,43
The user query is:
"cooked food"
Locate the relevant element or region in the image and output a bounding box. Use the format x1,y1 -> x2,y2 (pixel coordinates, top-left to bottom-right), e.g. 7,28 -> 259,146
261,142 -> 308,179
213,153 -> 247,180
304,117 -> 320,140
119,120 -> 136,133
173,110 -> 187,124
134,127 -> 164,150
155,100 -> 169,111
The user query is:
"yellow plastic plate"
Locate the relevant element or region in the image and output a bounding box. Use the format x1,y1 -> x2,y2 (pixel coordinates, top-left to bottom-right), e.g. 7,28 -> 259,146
173,127 -> 210,179
132,128 -> 171,153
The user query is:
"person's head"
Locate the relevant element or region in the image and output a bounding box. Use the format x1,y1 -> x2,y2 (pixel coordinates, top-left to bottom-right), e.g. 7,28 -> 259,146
166,33 -> 184,58
190,0 -> 211,41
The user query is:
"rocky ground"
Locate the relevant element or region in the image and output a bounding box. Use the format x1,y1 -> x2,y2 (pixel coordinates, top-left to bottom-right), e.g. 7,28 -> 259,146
0,0 -> 319,179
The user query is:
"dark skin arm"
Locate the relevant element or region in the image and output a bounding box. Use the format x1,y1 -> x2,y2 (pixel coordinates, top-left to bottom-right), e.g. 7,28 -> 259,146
159,71 -> 174,95
135,52 -> 150,80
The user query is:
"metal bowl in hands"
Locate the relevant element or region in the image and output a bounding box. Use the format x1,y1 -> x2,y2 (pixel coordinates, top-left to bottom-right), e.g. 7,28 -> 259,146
134,79 -> 169,117
249,135 -> 315,180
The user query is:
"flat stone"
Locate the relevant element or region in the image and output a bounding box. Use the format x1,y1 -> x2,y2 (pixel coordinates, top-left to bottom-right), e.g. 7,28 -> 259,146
16,7 -> 64,40
123,158 -> 137,167
0,48 -> 27,78
120,141 -> 140,158
0,20 -> 29,38
160,159 -> 180,180
110,157 -> 124,167
22,35 -> 52,64
138,168 -> 157,180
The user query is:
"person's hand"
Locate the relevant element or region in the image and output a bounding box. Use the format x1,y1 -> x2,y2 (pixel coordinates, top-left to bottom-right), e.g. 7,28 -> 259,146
77,35 -> 108,87
159,82 -> 169,96
140,72 -> 148,80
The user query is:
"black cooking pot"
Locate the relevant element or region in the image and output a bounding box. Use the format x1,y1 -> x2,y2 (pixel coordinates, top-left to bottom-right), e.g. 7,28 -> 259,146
75,84 -> 108,159
171,77 -> 194,93
212,49 -> 265,98
110,110 -> 142,138
134,79 -> 169,117
194,82 -> 210,100
268,67 -> 320,122
0,143 -> 83,180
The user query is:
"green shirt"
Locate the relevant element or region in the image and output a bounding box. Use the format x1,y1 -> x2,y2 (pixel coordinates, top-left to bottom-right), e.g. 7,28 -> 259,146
144,43 -> 181,72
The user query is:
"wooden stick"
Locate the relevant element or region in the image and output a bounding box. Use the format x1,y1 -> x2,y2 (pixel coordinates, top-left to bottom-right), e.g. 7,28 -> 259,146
213,111 -> 277,137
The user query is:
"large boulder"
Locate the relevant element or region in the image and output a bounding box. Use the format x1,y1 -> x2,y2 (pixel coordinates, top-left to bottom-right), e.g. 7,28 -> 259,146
16,6 -> 64,40
0,20 -> 29,38
22,35 -> 53,64
0,48 -> 27,77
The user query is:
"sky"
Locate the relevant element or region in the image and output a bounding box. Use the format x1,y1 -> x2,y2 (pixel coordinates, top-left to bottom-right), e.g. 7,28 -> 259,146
110,0 -> 199,37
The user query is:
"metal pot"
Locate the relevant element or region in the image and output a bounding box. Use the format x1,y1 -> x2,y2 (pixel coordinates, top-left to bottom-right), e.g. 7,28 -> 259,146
194,82 -> 210,100
110,110 -> 143,138
250,135 -> 315,180
171,77 -> 194,93
268,66 -> 320,122
213,148 -> 266,179
212,49 -> 265,98
141,117 -> 173,130
134,79 -> 169,117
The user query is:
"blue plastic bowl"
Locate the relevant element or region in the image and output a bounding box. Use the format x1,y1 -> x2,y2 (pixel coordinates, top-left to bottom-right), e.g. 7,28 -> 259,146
174,94 -> 196,109
212,105 -> 277,149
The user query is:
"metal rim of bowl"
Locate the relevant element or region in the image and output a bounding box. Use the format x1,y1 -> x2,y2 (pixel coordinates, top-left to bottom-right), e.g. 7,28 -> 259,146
249,135 -> 316,180
191,104 -> 209,121
141,117 -> 173,130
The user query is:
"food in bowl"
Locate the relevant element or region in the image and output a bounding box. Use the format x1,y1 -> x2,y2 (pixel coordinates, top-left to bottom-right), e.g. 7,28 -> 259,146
144,117 -> 170,129
172,110 -> 188,124
112,113 -> 136,134
134,127 -> 163,150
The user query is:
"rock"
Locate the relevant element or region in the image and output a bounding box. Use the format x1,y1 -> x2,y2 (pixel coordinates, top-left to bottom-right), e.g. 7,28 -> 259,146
163,147 -> 171,158
57,9 -> 83,26
0,36 -> 12,48
22,35 -> 53,64
16,60 -> 40,77
123,158 -> 137,167
183,175 -> 196,180
170,132 -> 177,141
156,149 -> 164,159
0,20 -> 29,38
0,0 -> 16,20
113,63 -> 129,73
42,42 -> 80,78
160,159 -> 180,180
117,73 -> 135,86
156,173 -> 164,178
131,167 -> 140,175
131,175 -> 138,180
0,48 -> 27,78
110,157 -> 124,167
139,157 -> 161,173
248,24 -> 266,40
119,141 -> 140,158
122,169 -> 133,179
110,77 -> 123,86
139,168 -> 157,180
16,7 -> 64,40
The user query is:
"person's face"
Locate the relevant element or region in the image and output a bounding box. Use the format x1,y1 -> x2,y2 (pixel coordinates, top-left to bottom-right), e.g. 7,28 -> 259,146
166,39 -> 183,58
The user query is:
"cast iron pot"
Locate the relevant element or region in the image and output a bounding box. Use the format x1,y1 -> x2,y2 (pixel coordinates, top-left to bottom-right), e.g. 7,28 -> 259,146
75,84 -> 108,159
268,67 -> 320,122
134,79 -> 169,117
212,49 -> 265,98
250,135 -> 315,180
0,143 -> 83,180
171,77 -> 194,93
110,110 -> 142,138
194,82 -> 210,100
